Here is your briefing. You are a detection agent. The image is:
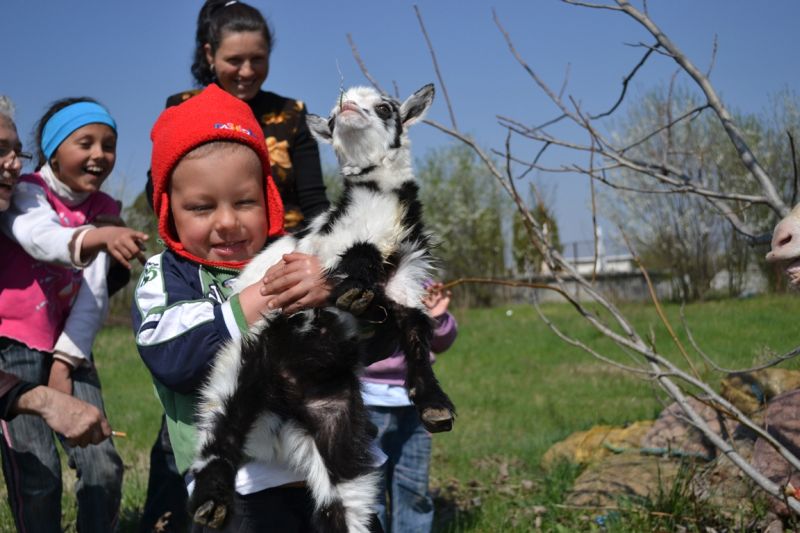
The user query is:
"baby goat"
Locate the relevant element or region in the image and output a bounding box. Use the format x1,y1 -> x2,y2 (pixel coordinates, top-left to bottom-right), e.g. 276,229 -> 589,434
188,83 -> 455,532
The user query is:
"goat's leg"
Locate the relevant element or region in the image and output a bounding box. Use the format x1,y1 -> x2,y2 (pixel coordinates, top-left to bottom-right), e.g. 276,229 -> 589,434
394,305 -> 456,432
330,243 -> 386,315
189,341 -> 270,528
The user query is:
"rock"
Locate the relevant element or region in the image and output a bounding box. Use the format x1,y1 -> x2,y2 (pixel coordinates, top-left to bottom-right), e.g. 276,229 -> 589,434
641,397 -> 736,461
541,421 -> 653,470
720,369 -> 800,415
565,453 -> 680,508
753,389 -> 800,517
691,436 -> 758,519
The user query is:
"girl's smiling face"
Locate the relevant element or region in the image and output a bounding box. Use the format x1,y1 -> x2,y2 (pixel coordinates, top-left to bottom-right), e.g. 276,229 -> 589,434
51,123 -> 116,193
169,142 -> 268,263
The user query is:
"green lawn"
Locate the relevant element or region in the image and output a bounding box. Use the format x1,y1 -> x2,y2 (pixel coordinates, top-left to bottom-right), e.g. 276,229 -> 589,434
1,294 -> 799,531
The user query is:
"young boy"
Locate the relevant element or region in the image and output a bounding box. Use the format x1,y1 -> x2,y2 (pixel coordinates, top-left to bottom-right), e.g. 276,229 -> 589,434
132,84 -> 331,532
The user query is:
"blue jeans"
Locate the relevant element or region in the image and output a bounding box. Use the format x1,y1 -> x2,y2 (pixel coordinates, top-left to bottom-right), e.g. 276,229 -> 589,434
368,405 -> 434,533
0,339 -> 123,533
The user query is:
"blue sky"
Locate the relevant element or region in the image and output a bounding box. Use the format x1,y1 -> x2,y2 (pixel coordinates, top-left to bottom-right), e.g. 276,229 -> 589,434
3,1 -> 799,244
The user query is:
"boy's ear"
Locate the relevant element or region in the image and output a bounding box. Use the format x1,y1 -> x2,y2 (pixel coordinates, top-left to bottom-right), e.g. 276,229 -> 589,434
306,114 -> 332,144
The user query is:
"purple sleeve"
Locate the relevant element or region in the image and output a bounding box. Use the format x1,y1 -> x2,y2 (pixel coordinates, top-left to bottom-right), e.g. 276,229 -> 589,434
430,312 -> 458,354
0,371 -> 36,421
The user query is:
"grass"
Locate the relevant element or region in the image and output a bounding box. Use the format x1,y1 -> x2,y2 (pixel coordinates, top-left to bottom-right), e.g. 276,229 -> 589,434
2,294 -> 799,531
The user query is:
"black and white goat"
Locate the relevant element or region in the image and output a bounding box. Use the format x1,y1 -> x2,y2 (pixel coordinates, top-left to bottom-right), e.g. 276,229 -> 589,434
188,83 -> 455,532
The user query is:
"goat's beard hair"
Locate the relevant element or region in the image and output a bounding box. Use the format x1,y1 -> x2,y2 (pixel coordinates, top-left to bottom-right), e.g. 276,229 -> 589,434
333,126 -> 395,170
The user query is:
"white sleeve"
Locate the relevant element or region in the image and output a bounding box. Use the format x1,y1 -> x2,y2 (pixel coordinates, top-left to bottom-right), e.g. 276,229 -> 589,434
1,181 -> 91,268
52,252 -> 111,367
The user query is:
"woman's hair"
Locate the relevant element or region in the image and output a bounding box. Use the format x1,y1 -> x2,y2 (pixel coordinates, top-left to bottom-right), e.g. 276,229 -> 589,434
191,0 -> 275,87
34,96 -> 102,168
0,95 -> 16,121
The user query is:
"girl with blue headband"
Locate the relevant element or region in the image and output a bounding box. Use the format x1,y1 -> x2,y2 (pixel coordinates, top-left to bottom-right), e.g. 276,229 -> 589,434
0,96 -> 147,532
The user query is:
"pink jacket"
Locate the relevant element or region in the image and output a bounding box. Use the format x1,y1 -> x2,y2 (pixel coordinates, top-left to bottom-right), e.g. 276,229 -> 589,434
0,173 -> 119,352
361,312 -> 458,386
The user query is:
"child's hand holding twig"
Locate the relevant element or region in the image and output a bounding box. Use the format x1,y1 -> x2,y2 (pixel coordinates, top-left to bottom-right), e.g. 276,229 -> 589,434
423,282 -> 451,318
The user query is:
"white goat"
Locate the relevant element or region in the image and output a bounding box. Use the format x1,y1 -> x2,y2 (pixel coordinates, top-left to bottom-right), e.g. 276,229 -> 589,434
188,83 -> 454,532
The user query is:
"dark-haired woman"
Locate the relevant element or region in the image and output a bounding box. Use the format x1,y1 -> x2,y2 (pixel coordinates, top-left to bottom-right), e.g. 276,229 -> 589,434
140,1 -> 332,531
146,0 -> 329,230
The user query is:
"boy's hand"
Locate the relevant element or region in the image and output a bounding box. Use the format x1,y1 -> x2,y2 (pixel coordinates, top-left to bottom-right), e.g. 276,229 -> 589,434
260,252 -> 331,315
423,282 -> 451,318
48,359 -> 73,396
92,226 -> 148,269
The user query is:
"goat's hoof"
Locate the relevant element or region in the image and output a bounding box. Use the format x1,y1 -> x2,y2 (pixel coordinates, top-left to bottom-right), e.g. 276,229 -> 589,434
193,499 -> 228,529
336,288 -> 374,315
421,406 -> 455,433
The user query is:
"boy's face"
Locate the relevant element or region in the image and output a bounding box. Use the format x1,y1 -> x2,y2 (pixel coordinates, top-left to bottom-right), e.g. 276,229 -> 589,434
169,144 -> 269,263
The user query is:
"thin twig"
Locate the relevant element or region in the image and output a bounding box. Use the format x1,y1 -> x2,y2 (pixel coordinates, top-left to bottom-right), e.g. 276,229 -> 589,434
790,131 -> 798,207
590,138 -> 599,283
620,105 -> 709,155
681,305 -> 800,373
440,277 -> 573,301
591,44 -> 660,120
558,63 -> 572,100
619,227 -> 701,379
346,34 -> 386,95
562,0 -> 623,11
706,34 -> 718,79
414,5 -> 458,130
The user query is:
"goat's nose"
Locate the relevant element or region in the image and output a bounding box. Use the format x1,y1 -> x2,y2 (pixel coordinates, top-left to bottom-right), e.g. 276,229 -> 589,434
767,221 -> 800,262
339,101 -> 360,113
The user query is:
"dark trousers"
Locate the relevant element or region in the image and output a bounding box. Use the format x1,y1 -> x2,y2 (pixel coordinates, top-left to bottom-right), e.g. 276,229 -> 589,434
139,415 -> 189,532
189,486 -> 384,533
0,339 -> 123,533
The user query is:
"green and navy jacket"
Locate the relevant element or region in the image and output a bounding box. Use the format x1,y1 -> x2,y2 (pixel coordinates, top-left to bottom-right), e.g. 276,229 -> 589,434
131,249 -> 248,473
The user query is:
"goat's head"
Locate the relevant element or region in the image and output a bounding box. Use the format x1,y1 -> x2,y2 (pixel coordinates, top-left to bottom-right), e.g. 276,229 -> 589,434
767,203 -> 800,285
307,84 -> 434,176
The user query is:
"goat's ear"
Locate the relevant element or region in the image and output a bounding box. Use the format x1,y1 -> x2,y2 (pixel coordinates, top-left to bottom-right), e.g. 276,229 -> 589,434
400,83 -> 435,126
306,114 -> 333,144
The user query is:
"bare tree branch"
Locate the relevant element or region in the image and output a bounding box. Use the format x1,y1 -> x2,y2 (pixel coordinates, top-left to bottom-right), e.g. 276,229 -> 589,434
347,2 -> 800,515
591,43 -> 660,120
414,5 -> 458,131
790,130 -> 798,207
616,0 -> 789,217
620,104 -> 709,155
562,0 -> 623,11
558,63 -> 572,100
346,33 -> 386,95
706,34 -> 718,79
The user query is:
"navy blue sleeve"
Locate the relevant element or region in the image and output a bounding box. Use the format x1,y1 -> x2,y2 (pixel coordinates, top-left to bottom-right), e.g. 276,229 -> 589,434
131,253 -> 242,394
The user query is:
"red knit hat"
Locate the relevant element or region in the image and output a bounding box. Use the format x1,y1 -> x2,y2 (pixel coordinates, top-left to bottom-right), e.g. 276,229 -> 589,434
150,84 -> 284,269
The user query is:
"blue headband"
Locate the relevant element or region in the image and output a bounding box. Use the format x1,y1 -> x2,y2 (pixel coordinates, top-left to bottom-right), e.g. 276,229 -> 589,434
41,102 -> 117,159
